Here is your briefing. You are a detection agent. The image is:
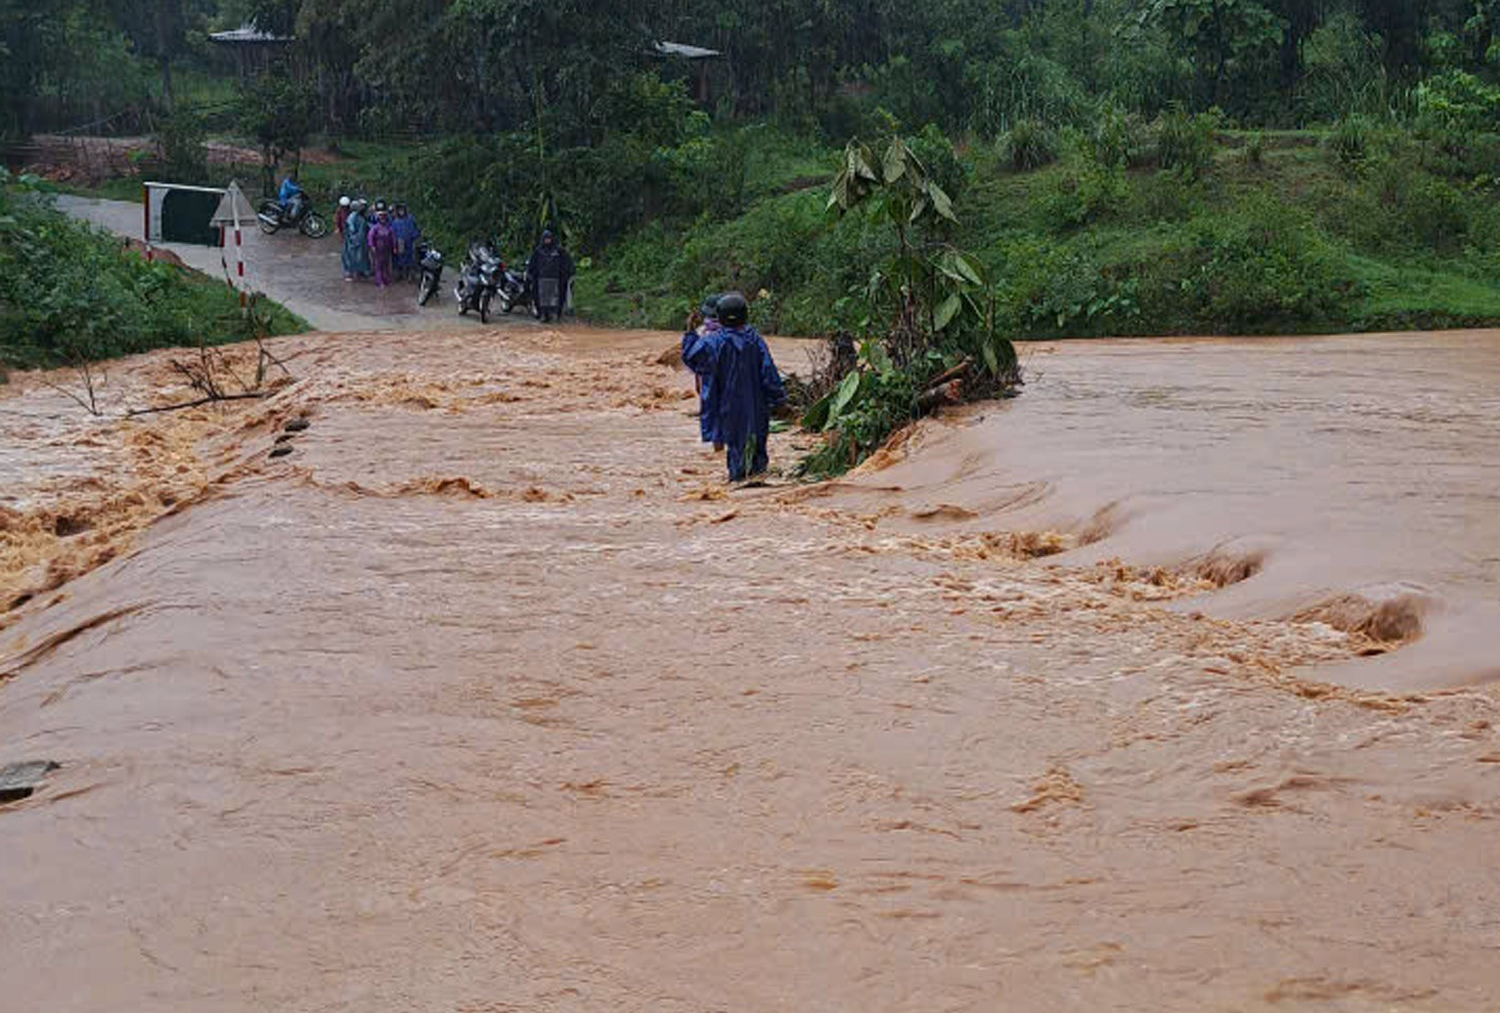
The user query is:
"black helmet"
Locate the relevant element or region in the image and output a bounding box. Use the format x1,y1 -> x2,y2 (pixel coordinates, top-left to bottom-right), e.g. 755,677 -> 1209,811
717,291 -> 749,327
699,293 -> 723,319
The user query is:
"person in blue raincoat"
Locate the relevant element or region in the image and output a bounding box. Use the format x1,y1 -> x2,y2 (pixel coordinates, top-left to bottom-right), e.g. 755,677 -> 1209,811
278,174 -> 304,210
390,203 -> 421,280
682,291 -> 786,481
342,200 -> 371,280
691,294 -> 724,448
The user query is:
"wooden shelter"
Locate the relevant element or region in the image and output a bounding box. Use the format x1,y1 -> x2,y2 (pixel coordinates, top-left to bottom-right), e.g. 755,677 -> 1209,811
209,25 -> 295,79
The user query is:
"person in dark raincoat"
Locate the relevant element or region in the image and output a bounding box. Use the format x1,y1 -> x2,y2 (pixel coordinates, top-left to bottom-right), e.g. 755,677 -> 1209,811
692,294 -> 724,448
334,196 -> 351,239
367,210 -> 396,288
342,200 -> 371,280
526,230 -> 574,323
390,203 -> 421,280
682,292 -> 786,481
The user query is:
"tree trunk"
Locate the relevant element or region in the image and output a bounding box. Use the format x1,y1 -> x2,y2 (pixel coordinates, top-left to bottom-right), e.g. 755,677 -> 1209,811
160,56 -> 175,113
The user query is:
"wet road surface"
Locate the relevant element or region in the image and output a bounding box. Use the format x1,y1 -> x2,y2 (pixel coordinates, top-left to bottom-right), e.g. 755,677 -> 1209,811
55,194 -> 502,333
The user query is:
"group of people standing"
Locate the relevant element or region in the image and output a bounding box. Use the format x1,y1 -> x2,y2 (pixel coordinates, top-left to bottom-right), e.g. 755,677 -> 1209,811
334,196 -> 421,288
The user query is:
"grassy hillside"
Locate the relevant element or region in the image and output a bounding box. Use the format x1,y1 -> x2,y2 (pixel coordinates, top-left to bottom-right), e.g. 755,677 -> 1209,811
574,125 -> 1500,339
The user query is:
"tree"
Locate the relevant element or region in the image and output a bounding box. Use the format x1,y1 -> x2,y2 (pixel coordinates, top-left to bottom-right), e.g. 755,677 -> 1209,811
1142,0 -> 1285,110
236,71 -> 320,192
114,0 -> 206,112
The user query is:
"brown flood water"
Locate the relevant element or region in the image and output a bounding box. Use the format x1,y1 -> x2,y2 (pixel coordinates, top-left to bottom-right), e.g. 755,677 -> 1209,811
843,330 -> 1500,692
4,326 -> 1500,1012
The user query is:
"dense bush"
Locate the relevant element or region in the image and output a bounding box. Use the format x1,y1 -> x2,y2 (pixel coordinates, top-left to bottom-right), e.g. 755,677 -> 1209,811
1327,115 -> 1372,175
999,120 -> 1061,172
579,119 -> 1500,347
1156,109 -> 1220,178
1045,163 -> 1129,228
0,176 -> 302,369
1001,197 -> 1358,337
1086,105 -> 1148,169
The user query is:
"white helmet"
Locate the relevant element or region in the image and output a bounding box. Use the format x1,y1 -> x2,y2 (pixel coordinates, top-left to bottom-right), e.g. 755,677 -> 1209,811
339,196 -> 351,207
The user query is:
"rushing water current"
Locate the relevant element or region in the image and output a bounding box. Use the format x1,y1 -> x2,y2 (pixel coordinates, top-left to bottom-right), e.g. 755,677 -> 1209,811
4,326 -> 1500,1012
844,331 -> 1500,691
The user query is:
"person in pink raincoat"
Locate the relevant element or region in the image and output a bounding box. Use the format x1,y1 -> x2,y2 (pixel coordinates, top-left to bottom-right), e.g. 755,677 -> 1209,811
367,210 -> 396,289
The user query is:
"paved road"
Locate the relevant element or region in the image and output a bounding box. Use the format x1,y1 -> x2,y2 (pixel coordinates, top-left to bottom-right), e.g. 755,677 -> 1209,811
56,194 -> 500,333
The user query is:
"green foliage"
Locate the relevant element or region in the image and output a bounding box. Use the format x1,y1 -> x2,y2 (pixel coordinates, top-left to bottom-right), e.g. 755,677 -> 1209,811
799,342 -> 923,477
1299,10 -> 1390,122
1140,0 -> 1282,111
967,51 -> 1092,136
1327,115 -> 1373,175
800,131 -> 1018,474
1417,70 -> 1500,140
1244,131 -> 1266,167
1047,162 -> 1130,228
0,172 -> 303,370
999,120 -> 1061,172
1087,105 -> 1148,169
376,76 -> 745,258
1156,108 -> 1220,178
157,109 -> 211,186
1002,195 -> 1359,337
236,69 -> 320,188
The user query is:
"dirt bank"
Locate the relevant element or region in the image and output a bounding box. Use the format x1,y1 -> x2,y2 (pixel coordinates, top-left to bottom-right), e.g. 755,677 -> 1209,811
3,324 -> 1500,1012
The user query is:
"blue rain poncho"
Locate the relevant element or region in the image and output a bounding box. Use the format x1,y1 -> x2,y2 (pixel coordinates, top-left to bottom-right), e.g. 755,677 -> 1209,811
693,319 -> 722,444
342,210 -> 371,277
682,324 -> 786,480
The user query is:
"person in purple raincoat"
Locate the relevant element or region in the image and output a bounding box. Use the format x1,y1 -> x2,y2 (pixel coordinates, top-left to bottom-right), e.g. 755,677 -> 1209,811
367,211 -> 396,289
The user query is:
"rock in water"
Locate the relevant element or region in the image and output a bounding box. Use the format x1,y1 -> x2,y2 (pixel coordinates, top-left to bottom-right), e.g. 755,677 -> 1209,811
284,418 -> 311,433
269,445 -> 294,459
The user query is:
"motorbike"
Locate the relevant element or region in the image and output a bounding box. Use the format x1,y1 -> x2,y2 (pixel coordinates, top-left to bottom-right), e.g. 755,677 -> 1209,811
455,241 -> 502,323
256,193 -> 328,239
416,241 -> 444,306
496,263 -> 535,317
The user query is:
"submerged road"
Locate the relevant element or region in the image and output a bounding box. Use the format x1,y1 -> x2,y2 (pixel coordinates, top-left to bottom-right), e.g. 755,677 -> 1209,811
4,317 -> 1500,1011
9,193 -> 1500,1008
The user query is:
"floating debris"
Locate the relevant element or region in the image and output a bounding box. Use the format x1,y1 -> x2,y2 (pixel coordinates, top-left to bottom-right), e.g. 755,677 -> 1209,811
0,760 -> 60,803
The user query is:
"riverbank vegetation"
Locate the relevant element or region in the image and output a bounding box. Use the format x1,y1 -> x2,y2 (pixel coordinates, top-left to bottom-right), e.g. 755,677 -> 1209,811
9,1 -> 1500,462
0,172 -> 304,379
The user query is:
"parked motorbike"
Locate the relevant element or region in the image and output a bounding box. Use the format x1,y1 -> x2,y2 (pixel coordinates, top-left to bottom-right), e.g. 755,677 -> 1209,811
256,194 -> 328,239
496,263 -> 535,316
416,241 -> 444,306
455,241 -> 502,323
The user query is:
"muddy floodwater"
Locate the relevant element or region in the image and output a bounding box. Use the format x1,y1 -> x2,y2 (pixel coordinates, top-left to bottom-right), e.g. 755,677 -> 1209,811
4,324 -> 1500,1012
